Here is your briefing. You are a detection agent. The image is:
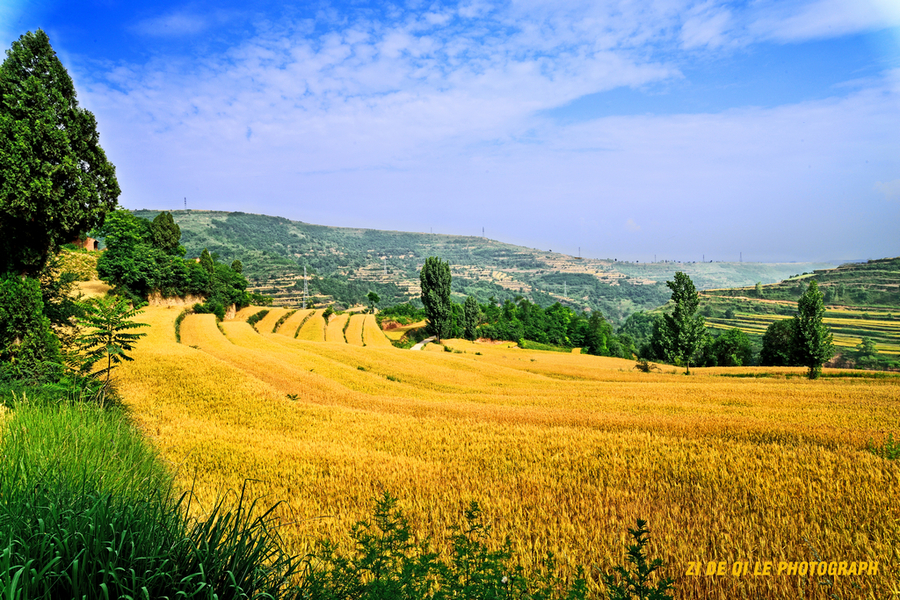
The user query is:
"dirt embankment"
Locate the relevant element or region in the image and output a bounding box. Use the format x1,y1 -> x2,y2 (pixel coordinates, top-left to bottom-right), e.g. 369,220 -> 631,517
146,292 -> 206,307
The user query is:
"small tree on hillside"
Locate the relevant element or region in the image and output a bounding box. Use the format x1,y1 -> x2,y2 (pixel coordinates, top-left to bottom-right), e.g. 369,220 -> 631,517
420,257 -> 452,341
793,280 -> 833,379
367,291 -> 380,314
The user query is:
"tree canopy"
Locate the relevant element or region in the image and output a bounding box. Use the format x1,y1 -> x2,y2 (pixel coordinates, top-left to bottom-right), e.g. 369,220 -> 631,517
420,257 -> 452,341
0,30 -> 119,276
652,272 -> 707,374
793,280 -> 833,379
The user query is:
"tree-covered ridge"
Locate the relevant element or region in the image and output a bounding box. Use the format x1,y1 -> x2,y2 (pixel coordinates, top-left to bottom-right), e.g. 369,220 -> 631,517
132,210 -> 836,323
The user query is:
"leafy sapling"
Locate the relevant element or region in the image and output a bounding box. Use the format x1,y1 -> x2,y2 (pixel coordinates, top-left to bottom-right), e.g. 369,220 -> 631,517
602,519 -> 674,600
76,295 -> 147,388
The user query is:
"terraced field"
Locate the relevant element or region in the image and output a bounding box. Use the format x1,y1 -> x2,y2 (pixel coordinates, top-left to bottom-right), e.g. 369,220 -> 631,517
118,306 -> 900,599
704,303 -> 900,356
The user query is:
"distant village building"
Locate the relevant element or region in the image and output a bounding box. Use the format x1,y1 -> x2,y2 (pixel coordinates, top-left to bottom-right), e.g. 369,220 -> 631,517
71,237 -> 99,251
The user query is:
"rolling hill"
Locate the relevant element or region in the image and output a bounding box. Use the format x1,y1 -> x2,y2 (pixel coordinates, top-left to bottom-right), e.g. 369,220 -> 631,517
132,209 -> 839,323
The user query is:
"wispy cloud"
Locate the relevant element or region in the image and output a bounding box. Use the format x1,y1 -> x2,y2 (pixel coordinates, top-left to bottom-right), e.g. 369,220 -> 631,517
73,0 -> 900,260
748,0 -> 900,42
131,8 -> 240,37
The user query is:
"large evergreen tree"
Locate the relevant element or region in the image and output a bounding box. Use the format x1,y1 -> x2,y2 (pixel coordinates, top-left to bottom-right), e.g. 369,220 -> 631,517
150,211 -> 182,255
420,257 -> 452,341
793,280 -> 833,379
0,30 -> 119,276
652,271 -> 707,374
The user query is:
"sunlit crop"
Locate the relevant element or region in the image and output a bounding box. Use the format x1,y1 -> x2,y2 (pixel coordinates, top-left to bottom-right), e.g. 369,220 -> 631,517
117,306 -> 900,599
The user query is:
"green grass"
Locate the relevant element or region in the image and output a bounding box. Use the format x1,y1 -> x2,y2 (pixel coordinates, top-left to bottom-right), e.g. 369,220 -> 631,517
518,339 -> 572,353
0,399 -> 300,599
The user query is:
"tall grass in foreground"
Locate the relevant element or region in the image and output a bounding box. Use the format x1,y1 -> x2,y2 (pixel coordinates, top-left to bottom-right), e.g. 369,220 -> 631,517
0,400 -> 299,599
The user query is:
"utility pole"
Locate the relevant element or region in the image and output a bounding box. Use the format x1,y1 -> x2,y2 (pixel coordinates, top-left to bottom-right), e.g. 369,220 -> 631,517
184,197 -> 186,210
564,281 -> 567,298
382,256 -> 386,277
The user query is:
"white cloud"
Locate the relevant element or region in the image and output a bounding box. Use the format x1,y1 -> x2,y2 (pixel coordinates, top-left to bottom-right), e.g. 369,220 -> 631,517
625,218 -> 641,232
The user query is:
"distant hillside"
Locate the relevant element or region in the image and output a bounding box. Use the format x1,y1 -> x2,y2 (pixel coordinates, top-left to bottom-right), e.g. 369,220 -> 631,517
696,258 -> 900,358
704,257 -> 900,307
132,210 -> 840,324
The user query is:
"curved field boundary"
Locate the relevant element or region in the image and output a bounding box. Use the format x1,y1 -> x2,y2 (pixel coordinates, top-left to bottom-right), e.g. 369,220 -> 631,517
233,305 -> 264,321
274,309 -> 313,335
362,315 -> 393,347
297,311 -> 327,341
345,315 -> 366,346
254,307 -> 289,333
325,314 -> 350,343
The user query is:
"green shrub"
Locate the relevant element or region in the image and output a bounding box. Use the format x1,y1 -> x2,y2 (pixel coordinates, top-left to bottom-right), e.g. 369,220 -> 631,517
868,433 -> 900,460
302,492 -> 589,600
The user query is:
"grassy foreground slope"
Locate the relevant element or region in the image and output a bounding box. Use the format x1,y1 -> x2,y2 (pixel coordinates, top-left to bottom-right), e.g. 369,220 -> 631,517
117,305 -> 900,599
131,210 -> 837,322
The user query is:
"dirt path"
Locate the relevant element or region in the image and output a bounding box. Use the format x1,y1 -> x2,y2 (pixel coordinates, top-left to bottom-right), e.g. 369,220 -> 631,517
410,336 -> 436,350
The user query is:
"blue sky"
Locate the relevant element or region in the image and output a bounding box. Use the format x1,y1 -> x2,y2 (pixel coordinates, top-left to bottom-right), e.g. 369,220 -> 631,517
4,0 -> 900,262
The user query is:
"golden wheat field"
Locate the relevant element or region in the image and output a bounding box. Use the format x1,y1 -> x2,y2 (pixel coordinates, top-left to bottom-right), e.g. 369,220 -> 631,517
117,306 -> 900,599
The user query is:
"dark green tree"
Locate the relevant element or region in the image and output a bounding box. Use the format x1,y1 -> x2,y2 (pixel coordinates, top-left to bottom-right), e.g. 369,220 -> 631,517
76,295 -> 147,387
0,30 -> 119,276
420,257 -> 452,341
759,319 -> 795,366
652,272 -> 707,374
0,274 -> 60,380
710,328 -> 754,366
463,295 -> 479,341
199,248 -> 214,274
367,290 -> 380,313
855,337 -> 879,369
584,311 -> 611,356
150,211 -> 181,254
231,259 -> 243,274
793,280 -> 833,379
